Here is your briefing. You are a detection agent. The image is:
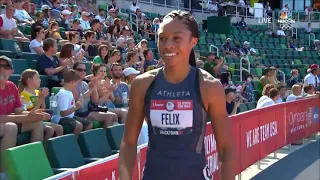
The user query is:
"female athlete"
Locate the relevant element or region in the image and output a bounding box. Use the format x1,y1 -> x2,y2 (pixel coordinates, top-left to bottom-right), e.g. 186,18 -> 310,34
118,10 -> 235,180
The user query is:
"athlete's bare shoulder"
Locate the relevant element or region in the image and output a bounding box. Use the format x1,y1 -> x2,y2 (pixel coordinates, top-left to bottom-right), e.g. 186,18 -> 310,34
198,68 -> 222,87
131,68 -> 161,92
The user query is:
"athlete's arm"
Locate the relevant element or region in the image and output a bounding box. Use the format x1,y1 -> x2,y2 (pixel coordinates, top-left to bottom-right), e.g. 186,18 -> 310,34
118,72 -> 153,179
200,70 -> 236,180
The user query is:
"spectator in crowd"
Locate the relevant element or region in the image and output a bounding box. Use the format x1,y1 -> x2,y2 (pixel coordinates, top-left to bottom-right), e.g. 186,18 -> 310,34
237,17 -> 248,29
281,4 -> 289,11
126,38 -> 136,51
60,9 -> 72,29
0,56 -> 49,179
256,88 -> 280,108
225,88 -> 240,115
70,4 -> 80,20
241,74 -> 255,102
242,41 -> 250,55
276,27 -> 286,38
152,17 -> 160,32
89,64 -> 128,123
286,84 -> 302,102
287,38 -> 297,49
206,0 -> 219,14
123,67 -> 140,88
288,69 -> 300,87
31,11 -> 47,33
95,8 -> 106,23
93,45 -> 109,65
264,1 -> 272,17
256,66 -> 276,98
22,0 -> 36,16
136,39 -> 148,61
246,48 -> 260,64
79,11 -> 91,31
220,72 -> 235,89
68,31 -> 85,60
52,69 -> 92,138
0,4 -> 28,40
48,21 -> 63,42
13,0 -> 34,25
82,31 -> 98,57
221,38 -> 235,56
124,50 -> 142,71
58,43 -> 77,71
72,62 -> 119,128
29,26 -> 45,54
305,22 -> 313,33
257,84 -> 274,106
110,63 -> 130,107
130,0 -> 140,13
116,38 -> 127,64
233,41 -> 245,57
305,6 -> 311,20
303,84 -> 316,97
143,49 -> 158,72
108,0 -> 128,18
304,64 -> 319,90
68,19 -> 84,39
106,24 -> 118,46
18,69 -> 63,141
36,38 -> 66,90
106,8 -> 116,25
40,5 -> 50,27
204,53 -> 224,78
275,85 -> 286,103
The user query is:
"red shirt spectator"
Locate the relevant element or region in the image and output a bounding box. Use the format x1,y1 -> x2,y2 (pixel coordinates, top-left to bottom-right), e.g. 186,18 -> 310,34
0,81 -> 22,115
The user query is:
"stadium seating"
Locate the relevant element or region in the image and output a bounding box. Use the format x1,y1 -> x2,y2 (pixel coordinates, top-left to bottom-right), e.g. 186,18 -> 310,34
5,142 -> 54,180
78,128 -> 117,158
106,124 -> 125,151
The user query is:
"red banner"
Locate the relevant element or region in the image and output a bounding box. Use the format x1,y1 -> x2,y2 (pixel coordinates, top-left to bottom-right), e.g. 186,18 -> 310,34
52,97 -> 319,180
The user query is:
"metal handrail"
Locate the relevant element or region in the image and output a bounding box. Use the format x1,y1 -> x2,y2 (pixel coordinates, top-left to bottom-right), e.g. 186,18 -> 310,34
278,70 -> 285,84
209,45 -> 219,57
291,27 -> 298,39
240,57 -> 250,81
309,33 -> 316,46
130,13 -> 139,34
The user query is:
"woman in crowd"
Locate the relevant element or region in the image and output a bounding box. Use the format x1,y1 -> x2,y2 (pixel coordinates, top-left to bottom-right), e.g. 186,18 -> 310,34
93,45 -> 109,64
241,74 -> 255,102
58,43 -> 76,71
29,26 -> 45,54
136,39 -> 148,61
106,24 -> 119,46
72,62 -> 119,128
18,69 -> 63,141
68,31 -> 85,61
89,64 -> 128,123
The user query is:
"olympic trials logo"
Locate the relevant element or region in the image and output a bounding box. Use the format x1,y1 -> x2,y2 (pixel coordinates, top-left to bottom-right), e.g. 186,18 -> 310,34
166,101 -> 175,111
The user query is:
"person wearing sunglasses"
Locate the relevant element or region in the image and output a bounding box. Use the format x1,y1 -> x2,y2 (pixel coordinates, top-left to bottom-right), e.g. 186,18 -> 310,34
0,56 -> 50,180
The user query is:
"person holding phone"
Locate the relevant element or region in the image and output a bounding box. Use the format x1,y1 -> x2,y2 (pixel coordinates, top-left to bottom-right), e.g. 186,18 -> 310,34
225,88 -> 240,115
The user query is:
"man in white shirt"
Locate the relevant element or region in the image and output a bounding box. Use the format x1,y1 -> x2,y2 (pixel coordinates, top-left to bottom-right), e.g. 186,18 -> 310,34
304,64 -> 319,90
305,23 -> 313,33
277,28 -> 286,37
281,4 -> 289,12
95,9 -> 106,22
79,11 -> 91,31
130,0 -> 140,13
13,0 -> 34,25
286,84 -> 302,102
0,4 -> 27,40
256,84 -> 275,107
256,88 -> 280,109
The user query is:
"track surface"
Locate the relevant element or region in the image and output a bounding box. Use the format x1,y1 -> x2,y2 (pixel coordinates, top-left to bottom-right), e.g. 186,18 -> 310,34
252,140 -> 320,180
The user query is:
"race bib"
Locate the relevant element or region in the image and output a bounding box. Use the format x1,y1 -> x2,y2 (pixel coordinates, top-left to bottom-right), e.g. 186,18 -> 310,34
150,100 -> 193,135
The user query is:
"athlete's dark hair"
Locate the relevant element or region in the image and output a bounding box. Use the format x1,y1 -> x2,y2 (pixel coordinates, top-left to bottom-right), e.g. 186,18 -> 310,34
164,10 -> 199,67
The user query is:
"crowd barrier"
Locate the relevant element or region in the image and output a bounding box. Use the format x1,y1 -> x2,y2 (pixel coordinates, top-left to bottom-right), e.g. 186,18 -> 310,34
45,97 -> 320,180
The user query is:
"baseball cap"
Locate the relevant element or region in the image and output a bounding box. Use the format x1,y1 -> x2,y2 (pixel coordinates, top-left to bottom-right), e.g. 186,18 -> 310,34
116,38 -> 126,47
41,5 -> 52,11
81,11 -> 90,16
123,67 -> 140,77
307,64 -> 319,72
225,88 -> 236,95
0,55 -> 13,69
249,48 -> 256,53
243,41 -> 250,45
61,9 -> 72,15
226,38 -> 231,41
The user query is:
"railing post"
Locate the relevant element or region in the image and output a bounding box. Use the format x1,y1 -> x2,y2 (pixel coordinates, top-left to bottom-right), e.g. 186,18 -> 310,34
273,151 -> 277,159
209,45 -> 219,57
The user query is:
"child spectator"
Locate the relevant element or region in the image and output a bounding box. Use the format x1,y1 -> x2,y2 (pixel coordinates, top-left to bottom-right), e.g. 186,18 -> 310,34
52,69 -> 93,138
18,69 -> 63,141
